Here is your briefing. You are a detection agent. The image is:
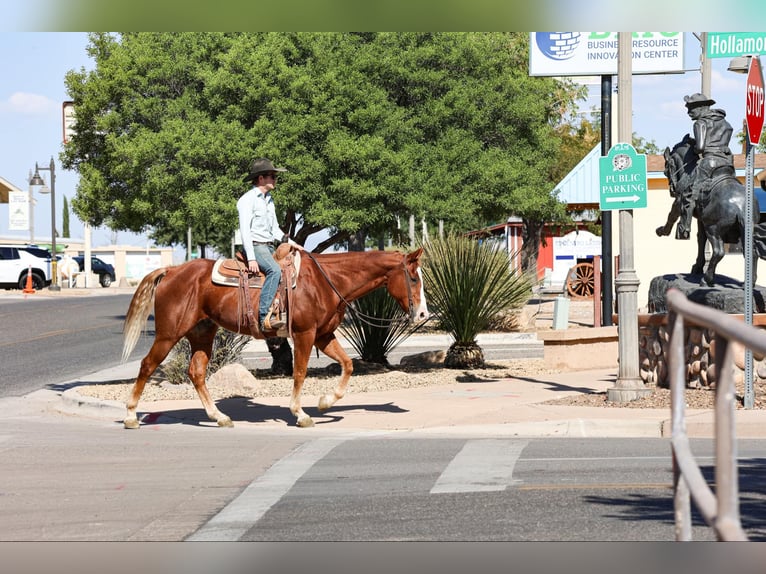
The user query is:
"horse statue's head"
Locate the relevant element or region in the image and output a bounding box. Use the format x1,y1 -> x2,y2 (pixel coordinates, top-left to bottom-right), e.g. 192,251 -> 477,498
663,133 -> 698,197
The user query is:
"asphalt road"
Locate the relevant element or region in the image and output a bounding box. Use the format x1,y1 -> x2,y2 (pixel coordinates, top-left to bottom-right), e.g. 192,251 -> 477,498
0,293 -> 154,397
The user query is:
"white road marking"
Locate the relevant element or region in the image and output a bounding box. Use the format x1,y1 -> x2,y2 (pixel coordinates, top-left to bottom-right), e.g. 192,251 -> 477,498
430,439 -> 528,494
186,437 -> 347,541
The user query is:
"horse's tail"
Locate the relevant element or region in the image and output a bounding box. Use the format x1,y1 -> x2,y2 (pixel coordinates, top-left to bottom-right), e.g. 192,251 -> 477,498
754,223 -> 766,260
121,267 -> 168,363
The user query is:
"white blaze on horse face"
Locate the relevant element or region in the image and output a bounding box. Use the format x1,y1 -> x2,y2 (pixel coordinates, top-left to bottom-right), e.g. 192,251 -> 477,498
414,268 -> 429,322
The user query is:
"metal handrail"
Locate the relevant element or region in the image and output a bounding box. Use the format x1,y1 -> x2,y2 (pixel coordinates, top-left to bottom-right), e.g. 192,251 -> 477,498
666,288 -> 751,541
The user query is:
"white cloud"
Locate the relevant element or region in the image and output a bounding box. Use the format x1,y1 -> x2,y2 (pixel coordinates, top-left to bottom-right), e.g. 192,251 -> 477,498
0,91 -> 57,115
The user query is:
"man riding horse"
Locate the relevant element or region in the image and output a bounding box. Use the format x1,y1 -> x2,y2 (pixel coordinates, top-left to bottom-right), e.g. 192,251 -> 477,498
673,93 -> 736,240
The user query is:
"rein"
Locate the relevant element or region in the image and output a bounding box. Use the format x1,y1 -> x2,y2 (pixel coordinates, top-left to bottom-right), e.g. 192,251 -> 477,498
302,251 -> 415,327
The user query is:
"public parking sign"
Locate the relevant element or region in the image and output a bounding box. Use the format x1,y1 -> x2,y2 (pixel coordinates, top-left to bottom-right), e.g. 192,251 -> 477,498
599,143 -> 648,211
746,56 -> 765,146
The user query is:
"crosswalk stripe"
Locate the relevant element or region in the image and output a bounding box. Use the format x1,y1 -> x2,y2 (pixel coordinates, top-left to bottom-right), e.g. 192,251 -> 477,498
430,439 -> 528,494
186,437 -> 347,541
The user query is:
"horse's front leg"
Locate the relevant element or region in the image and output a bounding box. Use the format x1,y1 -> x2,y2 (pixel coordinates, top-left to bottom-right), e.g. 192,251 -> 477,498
315,333 -> 354,413
656,199 -> 680,237
290,332 -> 317,428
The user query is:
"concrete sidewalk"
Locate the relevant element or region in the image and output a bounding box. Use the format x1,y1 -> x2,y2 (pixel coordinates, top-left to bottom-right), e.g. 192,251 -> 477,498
51,333 -> 766,439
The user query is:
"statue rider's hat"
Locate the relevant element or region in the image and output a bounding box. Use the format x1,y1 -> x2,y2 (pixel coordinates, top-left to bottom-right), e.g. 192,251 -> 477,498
684,93 -> 716,109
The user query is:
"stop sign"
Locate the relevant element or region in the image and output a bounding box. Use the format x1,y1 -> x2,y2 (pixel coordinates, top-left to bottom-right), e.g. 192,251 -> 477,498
746,56 -> 765,145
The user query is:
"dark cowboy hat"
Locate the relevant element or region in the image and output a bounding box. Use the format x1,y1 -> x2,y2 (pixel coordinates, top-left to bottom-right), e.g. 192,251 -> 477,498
242,157 -> 288,182
684,93 -> 716,109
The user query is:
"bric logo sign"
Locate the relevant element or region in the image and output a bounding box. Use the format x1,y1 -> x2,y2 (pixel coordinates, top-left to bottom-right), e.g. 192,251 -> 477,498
529,32 -> 685,77
535,33 -> 582,61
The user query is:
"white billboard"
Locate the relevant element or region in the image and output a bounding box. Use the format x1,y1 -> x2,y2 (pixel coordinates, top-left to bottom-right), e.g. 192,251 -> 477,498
8,191 -> 28,231
529,32 -> 685,77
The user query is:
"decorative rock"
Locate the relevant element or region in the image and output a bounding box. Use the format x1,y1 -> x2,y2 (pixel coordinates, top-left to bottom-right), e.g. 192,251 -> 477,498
207,363 -> 262,396
400,349 -> 446,367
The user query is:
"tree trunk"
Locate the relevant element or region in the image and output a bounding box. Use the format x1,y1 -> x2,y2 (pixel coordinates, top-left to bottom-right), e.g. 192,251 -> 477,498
521,218 -> 544,275
444,341 -> 485,369
266,337 -> 293,375
348,228 -> 367,252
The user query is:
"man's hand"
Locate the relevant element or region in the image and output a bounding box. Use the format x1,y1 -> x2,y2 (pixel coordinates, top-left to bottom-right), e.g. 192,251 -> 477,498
248,260 -> 260,275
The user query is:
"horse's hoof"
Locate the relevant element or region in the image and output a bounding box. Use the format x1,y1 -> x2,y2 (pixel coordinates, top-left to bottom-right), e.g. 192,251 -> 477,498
217,417 -> 234,428
124,418 -> 140,429
318,394 -> 334,412
296,416 -> 315,428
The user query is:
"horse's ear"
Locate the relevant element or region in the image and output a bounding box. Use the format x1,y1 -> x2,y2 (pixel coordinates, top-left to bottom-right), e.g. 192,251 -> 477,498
664,147 -> 671,160
408,247 -> 424,262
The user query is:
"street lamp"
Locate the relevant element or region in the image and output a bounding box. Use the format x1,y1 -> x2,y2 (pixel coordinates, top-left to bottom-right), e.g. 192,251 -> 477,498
29,158 -> 60,292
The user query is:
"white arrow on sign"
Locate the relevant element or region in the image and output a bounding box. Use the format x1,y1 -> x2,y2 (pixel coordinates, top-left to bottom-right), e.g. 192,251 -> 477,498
605,195 -> 642,203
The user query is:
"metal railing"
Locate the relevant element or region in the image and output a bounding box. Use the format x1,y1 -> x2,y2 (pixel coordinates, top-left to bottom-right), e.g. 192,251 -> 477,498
666,288 -> 760,541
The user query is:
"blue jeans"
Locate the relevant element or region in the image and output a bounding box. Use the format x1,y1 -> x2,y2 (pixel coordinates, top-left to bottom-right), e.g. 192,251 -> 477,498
252,243 -> 281,323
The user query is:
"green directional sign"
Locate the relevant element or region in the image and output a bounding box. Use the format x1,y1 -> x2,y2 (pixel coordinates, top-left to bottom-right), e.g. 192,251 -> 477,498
707,32 -> 766,59
599,143 -> 648,211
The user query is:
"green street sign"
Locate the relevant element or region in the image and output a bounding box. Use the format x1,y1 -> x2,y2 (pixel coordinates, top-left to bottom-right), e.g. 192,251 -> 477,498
707,32 -> 766,59
599,144 -> 647,211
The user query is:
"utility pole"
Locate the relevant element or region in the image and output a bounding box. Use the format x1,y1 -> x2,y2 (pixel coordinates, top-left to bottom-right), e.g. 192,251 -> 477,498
607,33 -> 651,402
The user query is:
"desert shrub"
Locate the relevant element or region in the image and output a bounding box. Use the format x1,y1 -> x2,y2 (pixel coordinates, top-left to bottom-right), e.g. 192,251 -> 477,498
161,327 -> 251,384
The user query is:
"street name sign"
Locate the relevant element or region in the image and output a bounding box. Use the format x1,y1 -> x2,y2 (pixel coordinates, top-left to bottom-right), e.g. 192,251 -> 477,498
707,32 -> 766,59
599,144 -> 648,211
746,56 -> 765,146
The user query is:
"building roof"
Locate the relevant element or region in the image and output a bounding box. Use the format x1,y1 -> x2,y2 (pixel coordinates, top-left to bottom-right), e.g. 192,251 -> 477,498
0,176 -> 23,204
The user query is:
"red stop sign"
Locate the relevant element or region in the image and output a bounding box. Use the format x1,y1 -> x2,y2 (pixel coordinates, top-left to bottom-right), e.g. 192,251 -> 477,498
746,56 -> 765,145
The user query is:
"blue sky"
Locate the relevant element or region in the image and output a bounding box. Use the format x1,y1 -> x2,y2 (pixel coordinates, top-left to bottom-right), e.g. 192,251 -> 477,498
0,32 -> 755,253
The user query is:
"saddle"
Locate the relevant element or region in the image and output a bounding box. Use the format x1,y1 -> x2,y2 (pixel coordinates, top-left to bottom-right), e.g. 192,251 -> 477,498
211,244 -> 301,338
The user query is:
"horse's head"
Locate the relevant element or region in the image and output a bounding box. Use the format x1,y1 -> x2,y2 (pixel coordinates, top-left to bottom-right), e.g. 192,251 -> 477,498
664,134 -> 698,196
386,247 -> 430,324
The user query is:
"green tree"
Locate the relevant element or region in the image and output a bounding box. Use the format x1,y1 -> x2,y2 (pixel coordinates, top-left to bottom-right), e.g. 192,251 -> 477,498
62,195 -> 70,239
61,33 -> 583,255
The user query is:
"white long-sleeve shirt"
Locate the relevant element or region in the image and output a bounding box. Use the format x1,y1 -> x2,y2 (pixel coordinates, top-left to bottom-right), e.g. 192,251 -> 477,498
237,187 -> 286,263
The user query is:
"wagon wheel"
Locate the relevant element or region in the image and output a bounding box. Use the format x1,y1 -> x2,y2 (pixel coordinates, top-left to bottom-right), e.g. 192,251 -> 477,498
566,262 -> 595,299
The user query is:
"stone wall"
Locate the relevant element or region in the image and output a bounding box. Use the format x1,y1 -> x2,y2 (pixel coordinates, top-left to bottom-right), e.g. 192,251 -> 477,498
638,313 -> 766,389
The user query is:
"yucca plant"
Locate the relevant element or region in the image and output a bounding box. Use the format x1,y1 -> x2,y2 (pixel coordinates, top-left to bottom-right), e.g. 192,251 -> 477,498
422,234 -> 534,369
161,327 -> 251,385
340,286 -> 425,366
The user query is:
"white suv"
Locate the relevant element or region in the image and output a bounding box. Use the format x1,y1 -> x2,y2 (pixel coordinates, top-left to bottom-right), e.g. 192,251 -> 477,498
0,244 -> 53,290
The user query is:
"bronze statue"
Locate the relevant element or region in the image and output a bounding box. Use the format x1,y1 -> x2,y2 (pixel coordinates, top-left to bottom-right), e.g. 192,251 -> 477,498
659,133 -> 766,286
677,93 -> 736,240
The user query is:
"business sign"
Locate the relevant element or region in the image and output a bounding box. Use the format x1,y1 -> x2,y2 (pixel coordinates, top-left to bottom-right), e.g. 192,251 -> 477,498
529,32 -> 684,76
599,144 -> 648,211
707,32 -> 766,59
8,191 -> 29,231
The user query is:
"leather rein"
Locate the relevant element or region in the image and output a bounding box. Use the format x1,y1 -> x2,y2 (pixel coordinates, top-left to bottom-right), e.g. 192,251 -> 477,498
302,251 -> 417,327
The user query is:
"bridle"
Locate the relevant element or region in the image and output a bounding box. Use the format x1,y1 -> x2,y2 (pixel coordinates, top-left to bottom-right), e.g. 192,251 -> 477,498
303,251 -> 419,326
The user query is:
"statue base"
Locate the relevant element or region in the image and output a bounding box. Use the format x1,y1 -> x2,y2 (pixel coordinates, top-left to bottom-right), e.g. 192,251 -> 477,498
647,273 -> 766,314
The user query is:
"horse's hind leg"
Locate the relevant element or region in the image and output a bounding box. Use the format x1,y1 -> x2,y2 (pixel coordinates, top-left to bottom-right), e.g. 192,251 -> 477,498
125,338 -> 177,429
315,334 -> 354,413
187,321 -> 233,427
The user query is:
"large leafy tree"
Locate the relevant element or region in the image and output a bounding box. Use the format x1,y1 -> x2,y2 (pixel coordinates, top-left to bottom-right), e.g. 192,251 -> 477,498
61,33 -> 583,255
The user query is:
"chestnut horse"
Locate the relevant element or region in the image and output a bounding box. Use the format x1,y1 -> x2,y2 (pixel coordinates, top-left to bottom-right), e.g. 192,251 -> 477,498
120,247 -> 429,428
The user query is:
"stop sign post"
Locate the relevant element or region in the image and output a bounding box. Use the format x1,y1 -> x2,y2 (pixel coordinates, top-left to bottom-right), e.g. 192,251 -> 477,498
743,55 -> 763,410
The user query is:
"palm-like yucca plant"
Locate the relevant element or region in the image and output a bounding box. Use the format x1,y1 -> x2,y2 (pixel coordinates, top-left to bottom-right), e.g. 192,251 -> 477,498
340,286 -> 425,366
422,234 -> 534,369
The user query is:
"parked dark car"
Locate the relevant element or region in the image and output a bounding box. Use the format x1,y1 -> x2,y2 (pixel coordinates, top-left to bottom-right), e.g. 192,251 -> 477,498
73,255 -> 116,288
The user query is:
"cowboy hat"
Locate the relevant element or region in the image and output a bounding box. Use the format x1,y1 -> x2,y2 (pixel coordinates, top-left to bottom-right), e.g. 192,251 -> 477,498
242,157 -> 288,182
684,93 -> 716,109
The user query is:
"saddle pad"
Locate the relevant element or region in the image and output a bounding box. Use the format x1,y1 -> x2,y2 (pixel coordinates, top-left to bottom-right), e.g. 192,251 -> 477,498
211,258 -> 263,288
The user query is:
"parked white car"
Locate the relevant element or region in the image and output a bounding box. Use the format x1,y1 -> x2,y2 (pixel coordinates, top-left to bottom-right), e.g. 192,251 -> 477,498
0,244 -> 53,290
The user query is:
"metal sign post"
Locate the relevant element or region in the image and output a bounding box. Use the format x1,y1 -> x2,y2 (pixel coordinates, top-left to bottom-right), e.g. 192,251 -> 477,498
743,55 -> 764,409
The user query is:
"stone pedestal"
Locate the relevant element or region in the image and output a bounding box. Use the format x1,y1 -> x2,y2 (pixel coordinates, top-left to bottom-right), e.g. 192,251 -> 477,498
639,274 -> 766,390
